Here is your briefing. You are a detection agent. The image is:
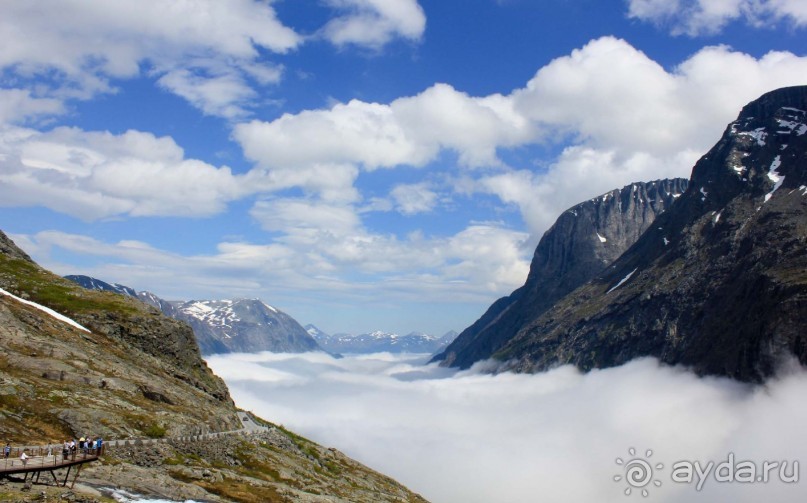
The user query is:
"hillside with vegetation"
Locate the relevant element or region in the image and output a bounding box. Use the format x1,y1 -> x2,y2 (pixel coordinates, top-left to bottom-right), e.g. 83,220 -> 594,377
0,230 -> 427,502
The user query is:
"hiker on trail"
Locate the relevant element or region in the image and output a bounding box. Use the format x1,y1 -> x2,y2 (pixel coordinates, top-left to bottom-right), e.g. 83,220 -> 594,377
96,436 -> 103,454
19,450 -> 27,466
63,440 -> 70,460
3,443 -> 9,459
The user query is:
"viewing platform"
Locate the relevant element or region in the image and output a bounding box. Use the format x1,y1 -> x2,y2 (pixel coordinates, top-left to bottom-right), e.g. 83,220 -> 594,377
0,447 -> 102,488
0,414 -> 265,489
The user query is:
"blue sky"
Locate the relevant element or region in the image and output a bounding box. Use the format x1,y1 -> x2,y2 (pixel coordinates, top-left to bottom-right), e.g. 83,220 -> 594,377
1,0 -> 806,336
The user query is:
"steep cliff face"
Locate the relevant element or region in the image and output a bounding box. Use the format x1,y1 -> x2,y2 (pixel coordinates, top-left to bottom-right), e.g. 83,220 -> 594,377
434,178 -> 688,369
497,86 -> 807,382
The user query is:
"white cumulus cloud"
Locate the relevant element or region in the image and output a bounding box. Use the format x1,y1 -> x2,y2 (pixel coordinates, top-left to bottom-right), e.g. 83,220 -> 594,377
0,0 -> 428,120
0,0 -> 301,118
234,37 -> 807,240
0,126 -> 246,219
626,0 -> 807,35
321,0 -> 427,48
0,89 -> 65,125
157,69 -> 262,120
390,183 -> 438,215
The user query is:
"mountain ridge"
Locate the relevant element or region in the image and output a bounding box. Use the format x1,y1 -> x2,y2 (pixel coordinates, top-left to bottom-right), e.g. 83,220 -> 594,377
496,86 -> 807,382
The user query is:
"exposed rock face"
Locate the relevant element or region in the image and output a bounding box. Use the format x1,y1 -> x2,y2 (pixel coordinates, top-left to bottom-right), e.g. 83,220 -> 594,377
497,86 -> 807,382
434,178 -> 688,369
0,231 -> 33,262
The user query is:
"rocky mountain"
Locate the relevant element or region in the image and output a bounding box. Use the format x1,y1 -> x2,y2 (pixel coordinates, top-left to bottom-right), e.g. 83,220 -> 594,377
170,298 -> 320,355
433,178 -> 688,369
309,325 -> 458,354
0,230 -> 427,502
65,275 -> 320,355
495,86 -> 807,382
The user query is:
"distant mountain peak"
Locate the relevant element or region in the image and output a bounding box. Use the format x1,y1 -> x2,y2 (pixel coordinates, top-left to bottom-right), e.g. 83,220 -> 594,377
310,326 -> 457,355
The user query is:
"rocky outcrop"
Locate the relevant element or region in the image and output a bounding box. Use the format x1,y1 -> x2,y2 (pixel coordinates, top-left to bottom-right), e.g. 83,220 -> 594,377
0,231 -> 32,263
434,178 -> 688,369
496,86 -> 807,382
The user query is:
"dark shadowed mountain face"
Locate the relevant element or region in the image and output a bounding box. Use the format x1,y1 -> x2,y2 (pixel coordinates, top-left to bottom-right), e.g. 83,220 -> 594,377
434,178 -> 688,369
65,274 -> 139,298
497,86 -> 807,382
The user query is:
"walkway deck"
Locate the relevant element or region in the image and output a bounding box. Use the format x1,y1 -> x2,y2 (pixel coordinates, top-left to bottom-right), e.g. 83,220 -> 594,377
0,450 -> 100,487
0,412 -> 268,488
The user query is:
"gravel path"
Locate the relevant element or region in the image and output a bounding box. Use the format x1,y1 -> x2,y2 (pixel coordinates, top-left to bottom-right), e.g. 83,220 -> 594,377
9,412 -> 269,455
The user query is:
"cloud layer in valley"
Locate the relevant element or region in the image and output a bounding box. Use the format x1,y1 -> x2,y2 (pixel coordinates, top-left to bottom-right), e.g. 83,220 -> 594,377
207,352 -> 807,503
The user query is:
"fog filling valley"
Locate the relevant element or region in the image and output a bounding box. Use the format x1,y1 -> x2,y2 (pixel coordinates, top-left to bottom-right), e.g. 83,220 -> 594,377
206,352 -> 807,502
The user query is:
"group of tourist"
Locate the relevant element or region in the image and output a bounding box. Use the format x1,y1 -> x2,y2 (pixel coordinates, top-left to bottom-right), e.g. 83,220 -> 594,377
2,437 -> 105,467
60,436 -> 104,459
